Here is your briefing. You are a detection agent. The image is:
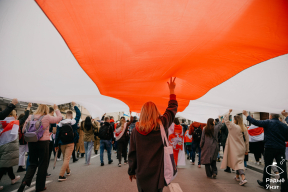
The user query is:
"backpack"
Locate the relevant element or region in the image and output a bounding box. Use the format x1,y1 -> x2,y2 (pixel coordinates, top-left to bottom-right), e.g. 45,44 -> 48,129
59,123 -> 74,143
24,115 -> 46,142
98,123 -> 111,140
193,126 -> 202,142
129,123 -> 136,132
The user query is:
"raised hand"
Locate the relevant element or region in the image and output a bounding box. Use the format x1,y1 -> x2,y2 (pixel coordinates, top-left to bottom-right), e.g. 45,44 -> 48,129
243,110 -> 248,117
71,102 -> 76,107
53,104 -> 58,110
229,109 -> 232,113
27,103 -> 32,110
281,110 -> 288,117
167,77 -> 176,95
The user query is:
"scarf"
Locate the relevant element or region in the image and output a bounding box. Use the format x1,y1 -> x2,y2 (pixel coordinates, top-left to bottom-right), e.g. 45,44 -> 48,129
115,123 -> 127,141
58,119 -> 76,127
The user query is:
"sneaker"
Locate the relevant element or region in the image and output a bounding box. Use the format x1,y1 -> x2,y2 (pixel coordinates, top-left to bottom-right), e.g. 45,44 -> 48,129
198,165 -> 201,168
256,162 -> 260,165
17,166 -> 26,173
212,174 -> 217,179
118,163 -> 121,167
190,160 -> 192,162
224,169 -> 231,173
57,158 -> 61,161
58,176 -> 67,182
101,163 -> 104,166
66,171 -> 71,176
257,180 -> 265,187
46,173 -> 51,178
11,175 -> 20,185
275,173 -> 280,180
124,160 -> 128,165
0,186 -> 3,191
231,169 -> 235,172
73,158 -> 78,163
234,176 -> 240,182
239,179 -> 247,186
187,156 -> 189,160
108,160 -> 113,164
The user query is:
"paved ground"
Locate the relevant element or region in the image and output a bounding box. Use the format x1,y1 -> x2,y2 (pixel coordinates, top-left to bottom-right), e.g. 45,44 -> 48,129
1,151 -> 282,192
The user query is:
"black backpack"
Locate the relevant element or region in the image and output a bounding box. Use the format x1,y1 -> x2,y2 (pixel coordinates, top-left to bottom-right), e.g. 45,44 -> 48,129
193,126 -> 202,142
60,123 -> 74,143
98,124 -> 111,140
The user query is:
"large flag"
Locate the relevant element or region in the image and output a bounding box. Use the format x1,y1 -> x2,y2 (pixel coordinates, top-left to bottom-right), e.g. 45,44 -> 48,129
0,0 -> 288,122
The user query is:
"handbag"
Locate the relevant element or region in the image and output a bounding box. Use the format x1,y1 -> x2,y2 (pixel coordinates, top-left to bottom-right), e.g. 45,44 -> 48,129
159,122 -> 177,185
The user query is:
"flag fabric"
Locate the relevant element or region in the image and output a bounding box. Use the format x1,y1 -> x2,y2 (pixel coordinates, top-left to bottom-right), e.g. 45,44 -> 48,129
286,142 -> 288,160
184,130 -> 192,143
247,125 -> 264,142
115,123 -> 127,141
168,123 -> 185,166
0,119 -> 20,168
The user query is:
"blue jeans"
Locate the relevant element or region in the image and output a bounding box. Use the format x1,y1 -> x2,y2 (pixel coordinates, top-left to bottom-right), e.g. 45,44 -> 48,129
100,140 -> 112,163
191,141 -> 201,165
84,141 -> 94,164
244,161 -> 247,167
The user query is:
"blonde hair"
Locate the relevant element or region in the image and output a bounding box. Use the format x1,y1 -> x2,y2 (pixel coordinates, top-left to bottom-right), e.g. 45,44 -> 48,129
8,110 -> 17,118
234,115 -> 247,133
34,104 -> 49,116
138,101 -> 161,133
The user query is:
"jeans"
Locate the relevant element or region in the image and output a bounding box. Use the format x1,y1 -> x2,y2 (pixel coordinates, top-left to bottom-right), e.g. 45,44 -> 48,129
244,161 -> 247,167
263,148 -> 288,192
191,141 -> 201,165
22,141 -> 49,191
0,167 -> 15,180
84,141 -> 94,164
100,140 -> 112,163
205,160 -> 217,177
59,143 -> 74,176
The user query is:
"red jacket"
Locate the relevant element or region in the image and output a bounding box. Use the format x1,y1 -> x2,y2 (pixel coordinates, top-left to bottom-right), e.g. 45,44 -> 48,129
189,122 -> 206,142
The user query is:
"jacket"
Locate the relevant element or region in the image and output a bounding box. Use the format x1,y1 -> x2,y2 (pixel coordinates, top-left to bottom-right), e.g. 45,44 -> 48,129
99,122 -> 115,141
18,110 -> 30,145
55,106 -> 81,147
83,121 -> 99,142
221,113 -> 249,170
189,122 -> 207,142
220,123 -> 229,146
0,103 -> 16,120
128,94 -> 178,192
23,110 -> 62,141
200,122 -> 222,165
247,116 -> 288,149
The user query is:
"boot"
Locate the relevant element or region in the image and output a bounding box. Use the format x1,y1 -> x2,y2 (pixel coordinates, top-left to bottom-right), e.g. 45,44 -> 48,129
17,166 -> 26,173
95,150 -> 98,154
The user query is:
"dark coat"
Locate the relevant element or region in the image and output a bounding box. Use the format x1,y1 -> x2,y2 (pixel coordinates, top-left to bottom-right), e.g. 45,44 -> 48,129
0,103 -> 16,120
128,97 -> 178,192
200,122 -> 222,165
247,116 -> 288,149
18,110 -> 30,145
220,123 -> 228,146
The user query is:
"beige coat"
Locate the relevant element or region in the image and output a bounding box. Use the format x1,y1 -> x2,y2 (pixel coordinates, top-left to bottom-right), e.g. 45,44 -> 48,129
76,127 -> 85,153
220,113 -> 249,170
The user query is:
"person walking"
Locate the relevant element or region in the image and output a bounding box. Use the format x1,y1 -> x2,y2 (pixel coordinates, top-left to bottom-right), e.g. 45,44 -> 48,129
77,121 -> 85,158
46,107 -> 56,177
115,117 -> 131,167
83,116 -> 98,165
99,117 -> 115,166
200,117 -> 222,179
220,109 -> 249,186
220,119 -> 231,173
184,129 -> 192,160
128,77 -> 178,192
93,118 -> 101,154
0,103 -> 31,191
17,104 -> 62,192
54,102 -> 81,182
243,110 -> 288,192
247,124 -> 264,165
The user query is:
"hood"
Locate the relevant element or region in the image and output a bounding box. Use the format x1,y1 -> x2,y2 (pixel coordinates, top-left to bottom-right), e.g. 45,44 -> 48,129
135,122 -> 154,135
191,122 -> 206,129
110,119 -> 114,123
58,119 -> 76,127
174,124 -> 182,134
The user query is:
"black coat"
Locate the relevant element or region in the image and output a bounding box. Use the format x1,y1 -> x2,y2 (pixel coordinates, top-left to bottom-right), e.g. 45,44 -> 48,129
220,123 -> 228,146
0,104 -> 16,120
18,110 -> 30,145
128,98 -> 178,192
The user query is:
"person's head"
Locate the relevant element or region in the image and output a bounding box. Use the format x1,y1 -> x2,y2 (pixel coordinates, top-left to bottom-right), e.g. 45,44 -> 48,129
215,118 -> 219,123
49,107 -> 54,116
174,118 -> 180,125
139,101 -> 161,133
84,116 -> 92,131
120,116 -> 125,121
34,104 -> 49,116
270,113 -> 280,120
110,116 -> 114,120
18,113 -> 25,126
104,117 -> 110,122
205,118 -> 215,137
8,110 -> 17,119
234,115 -> 247,132
66,111 -> 73,119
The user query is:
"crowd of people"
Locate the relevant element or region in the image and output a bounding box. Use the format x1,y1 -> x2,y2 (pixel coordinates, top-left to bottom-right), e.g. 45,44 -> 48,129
0,77 -> 288,192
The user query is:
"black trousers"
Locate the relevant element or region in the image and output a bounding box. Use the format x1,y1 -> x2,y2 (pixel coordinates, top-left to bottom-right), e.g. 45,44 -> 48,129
117,140 -> 128,163
57,146 -> 62,158
72,143 -> 77,160
47,140 -> 54,168
205,160 -> 217,177
263,148 -> 288,192
0,167 -> 15,180
22,141 -> 49,191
